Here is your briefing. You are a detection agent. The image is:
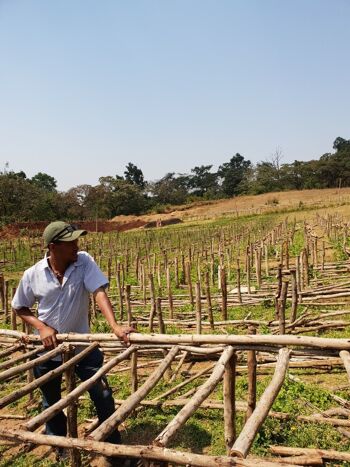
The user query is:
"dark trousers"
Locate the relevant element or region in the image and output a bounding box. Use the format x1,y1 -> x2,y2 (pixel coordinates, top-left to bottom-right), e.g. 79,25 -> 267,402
33,347 -> 121,444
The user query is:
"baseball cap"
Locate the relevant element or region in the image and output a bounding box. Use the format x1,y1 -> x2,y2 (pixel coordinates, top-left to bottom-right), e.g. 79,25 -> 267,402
43,221 -> 87,247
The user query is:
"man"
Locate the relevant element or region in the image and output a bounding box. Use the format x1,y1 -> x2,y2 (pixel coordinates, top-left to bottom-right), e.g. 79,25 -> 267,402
12,221 -> 135,464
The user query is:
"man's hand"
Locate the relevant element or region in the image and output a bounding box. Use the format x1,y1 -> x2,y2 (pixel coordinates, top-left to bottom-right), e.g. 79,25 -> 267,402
113,325 -> 136,345
38,324 -> 58,349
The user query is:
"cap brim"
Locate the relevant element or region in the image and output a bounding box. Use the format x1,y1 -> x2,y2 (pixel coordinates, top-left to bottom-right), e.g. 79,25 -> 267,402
58,230 -> 87,242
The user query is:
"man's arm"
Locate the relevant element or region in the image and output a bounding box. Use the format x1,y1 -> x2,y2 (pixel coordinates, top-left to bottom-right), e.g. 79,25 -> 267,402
93,287 -> 135,344
14,307 -> 57,349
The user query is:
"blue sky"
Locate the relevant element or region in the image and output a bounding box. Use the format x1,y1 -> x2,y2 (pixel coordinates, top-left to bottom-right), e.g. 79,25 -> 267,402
1,0 -> 349,190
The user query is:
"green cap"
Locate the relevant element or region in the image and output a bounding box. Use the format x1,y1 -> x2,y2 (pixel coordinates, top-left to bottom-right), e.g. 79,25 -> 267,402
43,221 -> 87,247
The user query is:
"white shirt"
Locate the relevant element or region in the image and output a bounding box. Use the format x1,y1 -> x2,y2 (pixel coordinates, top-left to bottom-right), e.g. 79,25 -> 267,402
12,251 -> 108,334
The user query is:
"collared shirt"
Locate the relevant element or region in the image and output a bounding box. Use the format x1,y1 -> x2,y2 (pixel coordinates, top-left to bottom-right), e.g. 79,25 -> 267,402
12,251 -> 108,334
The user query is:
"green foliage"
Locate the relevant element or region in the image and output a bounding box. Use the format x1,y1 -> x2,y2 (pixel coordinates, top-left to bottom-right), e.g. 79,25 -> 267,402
218,153 -> 251,196
2,135 -> 350,224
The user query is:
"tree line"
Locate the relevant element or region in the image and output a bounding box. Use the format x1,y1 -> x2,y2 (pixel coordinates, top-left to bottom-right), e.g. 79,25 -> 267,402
1,136 -> 349,223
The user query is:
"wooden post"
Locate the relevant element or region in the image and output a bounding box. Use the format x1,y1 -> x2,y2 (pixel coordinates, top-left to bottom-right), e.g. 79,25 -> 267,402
181,253 -> 186,285
285,240 -> 290,270
254,248 -> 261,288
63,346 -> 81,466
157,262 -> 162,289
116,263 -> 124,322
274,264 -> 282,321
322,241 -> 325,271
156,297 -> 165,335
142,263 -> 147,305
224,352 -> 236,453
125,285 -> 132,327
131,349 -> 138,393
303,247 -> 310,287
278,280 -> 289,334
246,247 -> 251,294
231,348 -> 290,458
205,271 -> 214,330
174,257 -> 180,289
195,282 -> 202,334
236,259 -> 242,304
0,275 -> 5,311
186,262 -> 194,308
166,266 -> 174,320
264,244 -> 269,277
290,269 -> 298,324
246,326 -> 257,421
149,273 -> 156,332
221,267 -> 228,321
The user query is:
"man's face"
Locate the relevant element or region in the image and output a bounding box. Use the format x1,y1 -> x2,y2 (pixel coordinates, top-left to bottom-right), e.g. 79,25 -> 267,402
51,239 -> 79,263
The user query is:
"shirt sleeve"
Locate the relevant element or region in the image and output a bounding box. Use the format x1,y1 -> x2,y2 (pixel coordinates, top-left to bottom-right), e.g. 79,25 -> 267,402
11,271 -> 36,309
83,253 -> 109,293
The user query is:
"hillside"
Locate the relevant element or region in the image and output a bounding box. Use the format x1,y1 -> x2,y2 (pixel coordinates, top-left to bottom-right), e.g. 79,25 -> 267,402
111,187 -> 350,226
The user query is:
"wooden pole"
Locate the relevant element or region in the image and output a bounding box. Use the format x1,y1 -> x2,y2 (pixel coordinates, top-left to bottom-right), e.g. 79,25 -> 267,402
290,269 -> 298,323
205,271 -> 214,330
236,259 -> 242,304
246,327 -> 257,421
116,263 -> 124,321
195,282 -> 202,334
278,280 -> 289,335
269,445 -> 350,463
5,329 -> 350,350
131,348 -> 138,393
166,266 -> 174,320
186,262 -> 194,308
340,350 -> 350,382
0,428 -> 265,467
221,267 -> 228,321
224,352 -> 236,453
231,348 -> 290,458
63,347 -> 81,466
149,273 -> 156,332
125,284 -> 132,326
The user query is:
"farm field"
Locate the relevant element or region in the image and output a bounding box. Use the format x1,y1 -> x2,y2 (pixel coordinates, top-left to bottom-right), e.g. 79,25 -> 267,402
1,192 -> 350,466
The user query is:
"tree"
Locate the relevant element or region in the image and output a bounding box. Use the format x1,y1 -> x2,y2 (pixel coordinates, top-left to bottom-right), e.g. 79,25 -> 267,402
95,176 -> 147,216
333,136 -> 350,151
124,163 -> 145,189
31,172 -> 57,192
149,173 -> 190,205
218,153 -> 251,197
0,172 -> 60,222
189,165 -> 219,197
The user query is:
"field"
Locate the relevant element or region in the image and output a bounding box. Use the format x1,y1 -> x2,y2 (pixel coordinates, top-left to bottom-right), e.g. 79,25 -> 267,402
1,189 -> 350,466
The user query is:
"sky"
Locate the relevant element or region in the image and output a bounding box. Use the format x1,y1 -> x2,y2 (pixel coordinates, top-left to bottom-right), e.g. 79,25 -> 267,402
0,0 -> 349,191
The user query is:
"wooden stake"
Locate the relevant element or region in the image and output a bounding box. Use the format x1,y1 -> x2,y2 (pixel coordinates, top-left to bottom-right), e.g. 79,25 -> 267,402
63,347 -> 81,466
246,327 -> 257,421
205,271 -> 214,330
224,352 -> 236,452
231,348 -> 290,458
195,282 -> 202,334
